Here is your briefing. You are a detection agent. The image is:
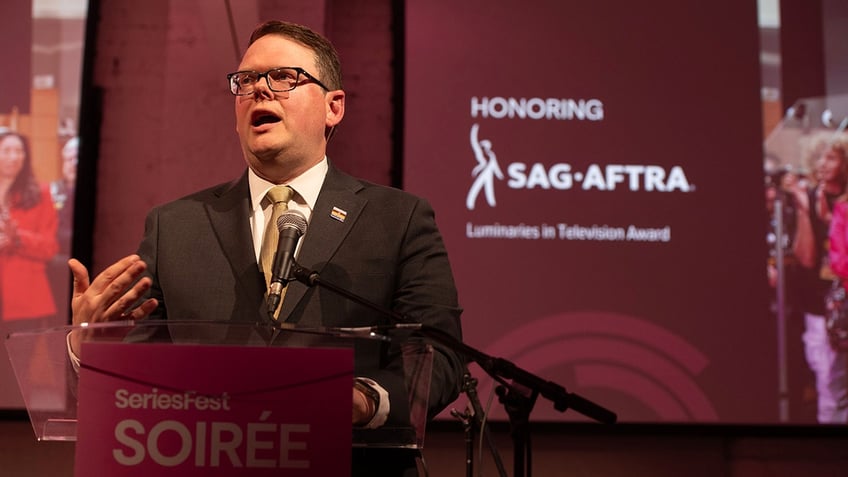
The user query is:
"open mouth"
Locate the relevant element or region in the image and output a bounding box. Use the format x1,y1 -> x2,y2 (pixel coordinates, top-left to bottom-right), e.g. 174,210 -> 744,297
251,111 -> 281,127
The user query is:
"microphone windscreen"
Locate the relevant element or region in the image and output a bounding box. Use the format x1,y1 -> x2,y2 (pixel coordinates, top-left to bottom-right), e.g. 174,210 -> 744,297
276,209 -> 308,234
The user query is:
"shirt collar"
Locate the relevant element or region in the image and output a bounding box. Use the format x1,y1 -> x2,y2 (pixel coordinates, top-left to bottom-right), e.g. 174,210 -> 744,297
248,157 -> 329,212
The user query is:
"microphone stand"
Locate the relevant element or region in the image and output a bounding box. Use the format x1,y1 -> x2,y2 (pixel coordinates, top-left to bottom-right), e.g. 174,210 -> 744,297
451,372 -> 508,477
288,262 -> 617,477
447,405 -> 474,477
497,379 -> 537,477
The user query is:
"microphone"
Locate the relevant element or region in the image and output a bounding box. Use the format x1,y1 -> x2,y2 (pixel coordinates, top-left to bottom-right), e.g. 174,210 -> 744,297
267,209 -> 308,316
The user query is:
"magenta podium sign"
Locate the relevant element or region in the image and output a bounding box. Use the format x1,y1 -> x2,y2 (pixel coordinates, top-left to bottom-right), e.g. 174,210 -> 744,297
74,342 -> 353,476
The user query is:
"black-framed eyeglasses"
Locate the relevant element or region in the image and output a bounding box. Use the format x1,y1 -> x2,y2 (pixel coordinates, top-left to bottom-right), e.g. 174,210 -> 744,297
226,67 -> 331,96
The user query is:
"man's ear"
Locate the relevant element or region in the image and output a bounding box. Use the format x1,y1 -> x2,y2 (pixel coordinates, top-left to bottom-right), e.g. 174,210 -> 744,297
326,90 -> 345,128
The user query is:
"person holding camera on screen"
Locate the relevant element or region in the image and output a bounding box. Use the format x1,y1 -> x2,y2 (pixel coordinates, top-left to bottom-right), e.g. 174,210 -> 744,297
793,133 -> 848,424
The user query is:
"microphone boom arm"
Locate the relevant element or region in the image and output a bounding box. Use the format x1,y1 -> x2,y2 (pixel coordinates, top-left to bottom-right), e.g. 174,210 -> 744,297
288,262 -> 617,425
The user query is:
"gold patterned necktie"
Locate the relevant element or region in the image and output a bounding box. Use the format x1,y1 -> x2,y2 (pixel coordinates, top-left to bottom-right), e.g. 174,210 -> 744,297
260,185 -> 294,294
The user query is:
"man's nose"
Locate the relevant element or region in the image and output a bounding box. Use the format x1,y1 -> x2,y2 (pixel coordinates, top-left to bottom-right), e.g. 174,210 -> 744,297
252,78 -> 274,100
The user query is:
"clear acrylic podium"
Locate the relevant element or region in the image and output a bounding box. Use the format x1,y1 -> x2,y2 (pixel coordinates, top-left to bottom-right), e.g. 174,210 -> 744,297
5,320 -> 433,449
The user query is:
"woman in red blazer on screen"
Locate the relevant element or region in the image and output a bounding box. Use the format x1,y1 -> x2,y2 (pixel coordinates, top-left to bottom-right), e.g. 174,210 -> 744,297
0,130 -> 58,323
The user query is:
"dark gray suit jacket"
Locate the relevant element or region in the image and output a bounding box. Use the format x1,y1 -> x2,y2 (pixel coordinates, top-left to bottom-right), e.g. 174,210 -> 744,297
136,162 -> 464,427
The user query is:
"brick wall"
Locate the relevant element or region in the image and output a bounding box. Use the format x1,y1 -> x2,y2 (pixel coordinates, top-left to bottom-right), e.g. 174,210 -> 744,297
88,0 -> 395,270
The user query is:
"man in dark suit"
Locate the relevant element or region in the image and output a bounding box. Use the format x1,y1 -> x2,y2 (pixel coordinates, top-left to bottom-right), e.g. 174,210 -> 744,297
69,20 -> 464,476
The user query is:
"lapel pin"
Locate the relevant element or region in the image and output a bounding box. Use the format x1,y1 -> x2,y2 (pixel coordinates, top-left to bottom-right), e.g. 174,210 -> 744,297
330,206 -> 347,222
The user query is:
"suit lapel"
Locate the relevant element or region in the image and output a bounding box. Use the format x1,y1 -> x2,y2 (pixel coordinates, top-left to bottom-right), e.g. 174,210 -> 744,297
205,172 -> 267,319
279,165 -> 367,322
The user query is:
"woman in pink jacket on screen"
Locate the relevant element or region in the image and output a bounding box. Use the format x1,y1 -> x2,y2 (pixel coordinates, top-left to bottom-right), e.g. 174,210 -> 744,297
0,130 -> 58,325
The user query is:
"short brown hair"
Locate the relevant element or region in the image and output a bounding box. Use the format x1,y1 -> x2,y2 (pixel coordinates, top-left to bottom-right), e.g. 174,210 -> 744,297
248,20 -> 343,91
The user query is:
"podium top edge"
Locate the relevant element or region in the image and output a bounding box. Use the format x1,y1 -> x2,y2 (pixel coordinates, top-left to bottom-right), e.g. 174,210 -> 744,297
5,320 -> 393,342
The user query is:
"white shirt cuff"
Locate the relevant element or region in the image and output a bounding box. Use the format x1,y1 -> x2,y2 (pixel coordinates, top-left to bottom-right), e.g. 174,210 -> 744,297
356,377 -> 389,429
66,331 -> 81,374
